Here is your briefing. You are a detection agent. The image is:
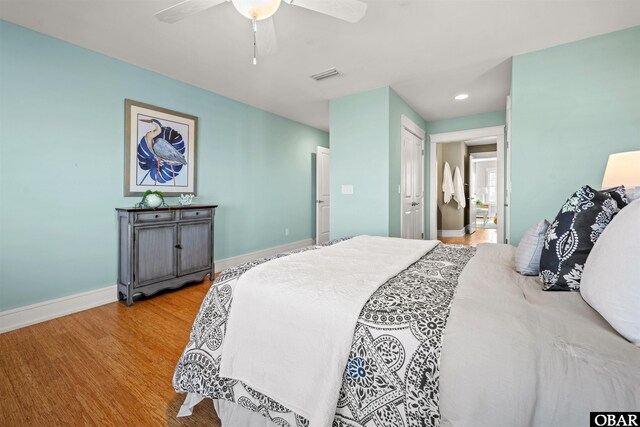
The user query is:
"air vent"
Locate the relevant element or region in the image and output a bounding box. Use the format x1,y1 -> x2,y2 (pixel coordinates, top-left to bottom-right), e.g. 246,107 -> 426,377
310,68 -> 342,81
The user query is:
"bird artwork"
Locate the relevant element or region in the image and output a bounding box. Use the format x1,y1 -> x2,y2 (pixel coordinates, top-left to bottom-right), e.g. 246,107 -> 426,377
137,118 -> 188,186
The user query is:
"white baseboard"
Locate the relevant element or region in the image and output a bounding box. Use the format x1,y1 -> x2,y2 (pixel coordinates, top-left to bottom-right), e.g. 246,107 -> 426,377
437,228 -> 466,237
0,285 -> 118,334
215,238 -> 315,272
0,238 -> 316,334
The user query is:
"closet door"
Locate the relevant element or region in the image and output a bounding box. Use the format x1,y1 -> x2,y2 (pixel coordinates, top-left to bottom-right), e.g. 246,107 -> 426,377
401,129 -> 424,239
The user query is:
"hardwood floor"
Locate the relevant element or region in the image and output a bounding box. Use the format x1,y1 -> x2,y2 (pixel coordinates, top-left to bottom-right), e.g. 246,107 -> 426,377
439,228 -> 497,246
0,281 -> 222,427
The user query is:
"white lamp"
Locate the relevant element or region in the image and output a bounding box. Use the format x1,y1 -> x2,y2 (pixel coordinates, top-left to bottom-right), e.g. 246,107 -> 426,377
601,150 -> 640,201
230,0 -> 282,65
231,0 -> 282,20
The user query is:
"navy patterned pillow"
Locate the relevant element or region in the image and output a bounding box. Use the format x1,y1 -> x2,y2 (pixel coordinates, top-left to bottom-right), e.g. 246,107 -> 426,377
539,185 -> 622,291
603,185 -> 629,210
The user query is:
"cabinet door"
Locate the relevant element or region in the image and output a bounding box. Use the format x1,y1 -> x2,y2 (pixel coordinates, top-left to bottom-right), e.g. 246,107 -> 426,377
135,225 -> 177,287
178,221 -> 212,276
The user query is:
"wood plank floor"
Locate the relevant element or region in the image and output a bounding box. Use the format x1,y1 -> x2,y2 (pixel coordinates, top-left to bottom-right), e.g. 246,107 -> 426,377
0,281 -> 222,427
439,228 -> 497,246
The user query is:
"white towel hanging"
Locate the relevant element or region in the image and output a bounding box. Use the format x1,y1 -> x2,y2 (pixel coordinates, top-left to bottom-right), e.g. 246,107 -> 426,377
442,162 -> 454,204
453,166 -> 466,209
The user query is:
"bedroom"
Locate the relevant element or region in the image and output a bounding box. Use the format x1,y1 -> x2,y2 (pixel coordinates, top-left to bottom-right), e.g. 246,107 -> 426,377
1,1 -> 639,426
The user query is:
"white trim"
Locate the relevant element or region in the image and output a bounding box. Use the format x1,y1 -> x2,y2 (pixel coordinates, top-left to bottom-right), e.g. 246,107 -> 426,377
470,153 -> 497,161
0,238 -> 316,334
437,228 -> 466,237
429,126 -> 504,144
0,285 -> 118,333
505,96 -> 512,244
215,238 -> 315,272
401,115 -> 425,139
429,126 -> 508,243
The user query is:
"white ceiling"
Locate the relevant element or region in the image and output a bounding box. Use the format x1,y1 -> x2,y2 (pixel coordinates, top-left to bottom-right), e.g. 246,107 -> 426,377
1,1 -> 639,130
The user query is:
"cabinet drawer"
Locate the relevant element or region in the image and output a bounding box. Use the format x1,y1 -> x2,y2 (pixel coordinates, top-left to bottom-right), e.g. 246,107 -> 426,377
180,209 -> 211,220
135,211 -> 175,223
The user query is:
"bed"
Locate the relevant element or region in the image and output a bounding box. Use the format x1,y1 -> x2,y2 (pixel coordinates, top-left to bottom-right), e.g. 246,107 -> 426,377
173,238 -> 640,427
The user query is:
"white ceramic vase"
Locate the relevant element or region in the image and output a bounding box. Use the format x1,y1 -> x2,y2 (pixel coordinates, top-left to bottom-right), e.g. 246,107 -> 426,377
145,194 -> 163,208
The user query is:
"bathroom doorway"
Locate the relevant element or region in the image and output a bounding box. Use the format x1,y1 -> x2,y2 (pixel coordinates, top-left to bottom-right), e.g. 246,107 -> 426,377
429,126 -> 508,245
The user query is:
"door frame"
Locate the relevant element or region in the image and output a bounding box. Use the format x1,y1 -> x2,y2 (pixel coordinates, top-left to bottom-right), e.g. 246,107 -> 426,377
468,153 -> 482,235
505,96 -> 512,245
400,115 -> 426,239
429,125 -> 508,243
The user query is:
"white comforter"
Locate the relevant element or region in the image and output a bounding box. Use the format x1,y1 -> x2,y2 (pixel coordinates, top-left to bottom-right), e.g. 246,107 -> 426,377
219,236 -> 439,427
440,244 -> 640,426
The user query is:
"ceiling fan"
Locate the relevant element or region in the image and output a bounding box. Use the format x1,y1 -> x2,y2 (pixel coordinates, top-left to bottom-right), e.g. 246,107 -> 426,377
155,0 -> 368,64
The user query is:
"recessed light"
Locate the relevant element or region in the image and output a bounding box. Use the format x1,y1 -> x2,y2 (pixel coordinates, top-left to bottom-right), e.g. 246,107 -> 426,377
454,93 -> 469,100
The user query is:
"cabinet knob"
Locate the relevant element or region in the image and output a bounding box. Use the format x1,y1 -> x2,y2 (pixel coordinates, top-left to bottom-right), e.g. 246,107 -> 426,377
175,244 -> 182,249
196,212 -> 199,215
155,214 -> 159,218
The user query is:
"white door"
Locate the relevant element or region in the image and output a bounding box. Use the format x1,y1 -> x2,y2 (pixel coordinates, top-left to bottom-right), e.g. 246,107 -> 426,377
316,147 -> 330,244
468,157 -> 477,234
401,129 -> 424,239
487,167 -> 497,219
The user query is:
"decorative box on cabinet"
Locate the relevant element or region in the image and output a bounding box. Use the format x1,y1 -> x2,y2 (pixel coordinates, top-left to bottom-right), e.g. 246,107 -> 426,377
116,205 -> 217,306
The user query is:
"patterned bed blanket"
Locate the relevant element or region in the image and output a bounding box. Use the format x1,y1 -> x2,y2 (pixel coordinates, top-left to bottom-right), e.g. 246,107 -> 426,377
173,241 -> 475,427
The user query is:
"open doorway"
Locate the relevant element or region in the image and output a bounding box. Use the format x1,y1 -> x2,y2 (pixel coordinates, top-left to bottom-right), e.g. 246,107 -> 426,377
468,151 -> 498,244
429,126 -> 508,246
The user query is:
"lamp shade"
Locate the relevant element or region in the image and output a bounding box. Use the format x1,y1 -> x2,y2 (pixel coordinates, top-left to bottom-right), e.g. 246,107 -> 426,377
231,0 -> 281,20
601,151 -> 640,189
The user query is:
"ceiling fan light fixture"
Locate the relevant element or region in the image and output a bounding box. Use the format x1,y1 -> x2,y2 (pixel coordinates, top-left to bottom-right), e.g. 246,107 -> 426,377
232,0 -> 282,20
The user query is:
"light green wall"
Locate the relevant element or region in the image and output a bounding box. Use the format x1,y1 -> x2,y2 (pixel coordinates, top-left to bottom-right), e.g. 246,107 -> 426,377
510,26 -> 640,244
329,87 -> 390,238
329,87 -> 426,239
426,110 -> 506,135
0,21 -> 328,311
389,89 -> 427,237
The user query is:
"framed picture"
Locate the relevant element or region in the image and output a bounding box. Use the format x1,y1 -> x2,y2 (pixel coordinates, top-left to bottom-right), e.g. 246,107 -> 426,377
124,99 -> 197,196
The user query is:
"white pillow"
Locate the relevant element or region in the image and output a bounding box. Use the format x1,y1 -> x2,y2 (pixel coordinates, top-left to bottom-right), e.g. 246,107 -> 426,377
580,198 -> 640,346
515,220 -> 549,276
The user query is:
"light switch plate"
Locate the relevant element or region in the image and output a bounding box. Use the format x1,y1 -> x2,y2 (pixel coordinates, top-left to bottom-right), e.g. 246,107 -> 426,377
341,185 -> 354,195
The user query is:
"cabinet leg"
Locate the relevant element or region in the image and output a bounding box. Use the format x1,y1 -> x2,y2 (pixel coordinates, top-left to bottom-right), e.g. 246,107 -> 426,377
126,294 -> 134,307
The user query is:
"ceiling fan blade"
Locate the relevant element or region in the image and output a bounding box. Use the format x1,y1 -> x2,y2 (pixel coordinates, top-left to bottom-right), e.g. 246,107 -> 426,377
155,0 -> 228,23
284,0 -> 367,23
257,17 -> 278,56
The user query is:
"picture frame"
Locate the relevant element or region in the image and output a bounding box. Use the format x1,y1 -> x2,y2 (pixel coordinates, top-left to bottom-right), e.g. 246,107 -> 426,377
124,99 -> 198,196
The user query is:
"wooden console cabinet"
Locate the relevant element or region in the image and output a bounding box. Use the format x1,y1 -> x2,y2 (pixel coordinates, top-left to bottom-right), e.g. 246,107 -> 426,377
116,205 -> 217,306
